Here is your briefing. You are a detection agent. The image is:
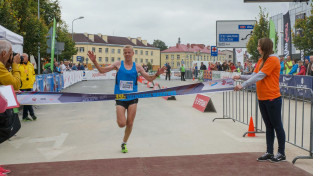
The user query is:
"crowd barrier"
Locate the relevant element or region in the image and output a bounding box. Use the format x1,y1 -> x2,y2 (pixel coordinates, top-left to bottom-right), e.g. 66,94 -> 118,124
213,81 -> 313,164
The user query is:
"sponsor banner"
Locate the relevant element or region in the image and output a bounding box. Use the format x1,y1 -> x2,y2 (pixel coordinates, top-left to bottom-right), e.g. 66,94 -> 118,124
283,12 -> 292,59
83,70 -> 117,80
18,79 -> 235,105
280,75 -> 313,99
193,94 -> 211,112
211,71 -> 241,80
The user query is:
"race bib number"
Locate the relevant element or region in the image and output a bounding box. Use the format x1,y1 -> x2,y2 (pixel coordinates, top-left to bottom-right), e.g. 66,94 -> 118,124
120,81 -> 133,91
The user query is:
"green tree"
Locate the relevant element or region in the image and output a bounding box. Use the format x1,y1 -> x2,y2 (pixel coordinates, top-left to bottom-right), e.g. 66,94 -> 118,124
246,7 -> 277,62
0,0 -> 20,33
292,6 -> 313,56
152,39 -> 168,51
56,23 -> 77,61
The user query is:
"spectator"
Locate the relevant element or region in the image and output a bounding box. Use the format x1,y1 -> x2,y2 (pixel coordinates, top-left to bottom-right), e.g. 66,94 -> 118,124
180,64 -> 186,81
306,55 -> 313,76
288,60 -> 298,75
279,56 -> 285,75
19,53 -> 37,121
60,61 -> 66,72
165,63 -> 171,81
72,63 -> 78,70
296,60 -> 306,75
236,62 -> 243,73
216,62 -> 222,71
0,40 -> 21,175
284,55 -> 293,74
222,61 -> 228,71
78,63 -> 85,70
53,61 -> 61,73
43,62 -> 52,74
304,59 -> 309,71
229,63 -> 236,72
200,62 -> 207,70
194,63 -> 198,78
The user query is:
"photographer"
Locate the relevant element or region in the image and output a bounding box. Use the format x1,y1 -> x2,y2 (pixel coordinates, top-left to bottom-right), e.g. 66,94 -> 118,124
0,40 -> 22,175
18,53 -> 37,121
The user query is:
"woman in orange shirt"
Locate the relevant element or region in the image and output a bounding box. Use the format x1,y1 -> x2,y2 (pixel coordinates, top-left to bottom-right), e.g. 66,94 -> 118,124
233,38 -> 286,163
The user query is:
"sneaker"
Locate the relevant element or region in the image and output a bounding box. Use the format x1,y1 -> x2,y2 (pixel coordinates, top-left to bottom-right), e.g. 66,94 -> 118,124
22,117 -> 32,121
31,115 -> 37,120
121,143 -> 128,153
269,153 -> 286,163
0,167 -> 11,174
257,152 -> 274,162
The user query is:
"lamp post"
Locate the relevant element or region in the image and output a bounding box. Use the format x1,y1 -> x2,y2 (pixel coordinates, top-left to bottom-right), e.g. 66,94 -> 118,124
72,16 -> 84,61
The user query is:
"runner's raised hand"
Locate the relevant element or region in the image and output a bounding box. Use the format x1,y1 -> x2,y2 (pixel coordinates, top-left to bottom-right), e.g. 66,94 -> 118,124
87,51 -> 96,63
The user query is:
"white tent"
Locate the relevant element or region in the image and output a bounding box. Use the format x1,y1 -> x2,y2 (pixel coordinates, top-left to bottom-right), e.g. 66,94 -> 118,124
0,25 -> 23,53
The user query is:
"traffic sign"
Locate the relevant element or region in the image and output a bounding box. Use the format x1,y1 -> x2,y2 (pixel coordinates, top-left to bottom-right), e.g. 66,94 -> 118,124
211,46 -> 218,57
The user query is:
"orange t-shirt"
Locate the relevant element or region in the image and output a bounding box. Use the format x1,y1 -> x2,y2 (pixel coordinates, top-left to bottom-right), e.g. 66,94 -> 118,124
254,56 -> 281,100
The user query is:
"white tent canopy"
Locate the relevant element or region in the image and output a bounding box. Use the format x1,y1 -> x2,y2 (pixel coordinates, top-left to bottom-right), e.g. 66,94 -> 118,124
0,25 -> 23,53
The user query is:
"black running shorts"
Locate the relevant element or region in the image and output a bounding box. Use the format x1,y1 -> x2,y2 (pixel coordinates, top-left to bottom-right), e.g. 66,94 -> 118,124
115,99 -> 139,109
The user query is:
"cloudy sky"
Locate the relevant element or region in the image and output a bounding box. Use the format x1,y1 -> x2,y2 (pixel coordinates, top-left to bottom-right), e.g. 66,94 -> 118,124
59,0 -> 289,47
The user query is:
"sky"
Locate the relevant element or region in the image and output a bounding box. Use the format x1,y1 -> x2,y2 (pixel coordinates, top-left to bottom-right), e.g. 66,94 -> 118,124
59,0 -> 290,47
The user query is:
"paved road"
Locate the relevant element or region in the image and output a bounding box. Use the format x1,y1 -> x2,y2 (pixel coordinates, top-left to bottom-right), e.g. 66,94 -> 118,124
1,79 -> 312,174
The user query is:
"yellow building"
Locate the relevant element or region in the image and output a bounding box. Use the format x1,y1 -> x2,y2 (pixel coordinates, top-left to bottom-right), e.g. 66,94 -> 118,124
161,43 -> 227,69
73,33 -> 160,69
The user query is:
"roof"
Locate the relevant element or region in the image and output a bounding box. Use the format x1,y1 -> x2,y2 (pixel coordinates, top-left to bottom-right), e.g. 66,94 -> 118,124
73,33 -> 156,49
162,44 -> 211,54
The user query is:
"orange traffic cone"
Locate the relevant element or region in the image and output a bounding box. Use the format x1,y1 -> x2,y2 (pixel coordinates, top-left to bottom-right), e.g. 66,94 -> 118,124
193,76 -> 195,81
247,117 -> 255,137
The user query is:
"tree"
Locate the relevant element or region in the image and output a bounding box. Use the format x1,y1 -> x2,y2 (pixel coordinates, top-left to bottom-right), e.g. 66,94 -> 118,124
56,23 -> 77,61
246,7 -> 277,62
292,6 -> 313,56
152,39 -> 168,51
0,0 -> 20,33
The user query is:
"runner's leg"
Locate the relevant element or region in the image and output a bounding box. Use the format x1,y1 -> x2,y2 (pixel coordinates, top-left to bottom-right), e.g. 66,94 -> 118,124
123,103 -> 137,143
116,105 -> 127,128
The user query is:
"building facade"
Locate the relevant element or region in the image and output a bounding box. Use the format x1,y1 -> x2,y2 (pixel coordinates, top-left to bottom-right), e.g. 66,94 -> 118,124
73,33 -> 160,68
270,1 -> 312,59
161,43 -> 227,70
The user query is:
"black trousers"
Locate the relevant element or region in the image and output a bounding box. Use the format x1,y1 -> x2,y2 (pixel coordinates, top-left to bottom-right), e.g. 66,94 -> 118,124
165,72 -> 171,80
20,89 -> 35,119
181,72 -> 185,81
258,97 -> 285,155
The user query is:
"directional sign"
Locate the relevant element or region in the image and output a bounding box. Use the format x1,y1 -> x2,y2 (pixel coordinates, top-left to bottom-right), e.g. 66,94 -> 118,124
211,46 -> 218,57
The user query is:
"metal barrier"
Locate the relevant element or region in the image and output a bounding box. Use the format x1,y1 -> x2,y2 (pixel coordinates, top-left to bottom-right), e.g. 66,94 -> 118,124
213,82 -> 313,164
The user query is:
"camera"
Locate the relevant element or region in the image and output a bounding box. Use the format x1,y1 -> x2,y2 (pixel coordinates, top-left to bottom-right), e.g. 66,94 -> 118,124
12,52 -> 24,63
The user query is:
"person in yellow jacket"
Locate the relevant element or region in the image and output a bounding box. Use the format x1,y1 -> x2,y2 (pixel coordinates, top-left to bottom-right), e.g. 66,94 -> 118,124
18,53 -> 37,121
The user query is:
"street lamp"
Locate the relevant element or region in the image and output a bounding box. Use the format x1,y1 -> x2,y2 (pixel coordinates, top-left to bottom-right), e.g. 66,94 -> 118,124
72,16 -> 84,61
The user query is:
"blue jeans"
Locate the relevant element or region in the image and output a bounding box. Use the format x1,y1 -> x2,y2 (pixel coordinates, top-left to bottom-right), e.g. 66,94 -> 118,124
258,97 -> 285,155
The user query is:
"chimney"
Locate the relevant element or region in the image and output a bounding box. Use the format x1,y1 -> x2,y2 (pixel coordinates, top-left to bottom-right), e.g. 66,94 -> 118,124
137,37 -> 142,41
142,40 -> 147,46
131,38 -> 137,45
101,35 -> 108,42
88,34 -> 94,42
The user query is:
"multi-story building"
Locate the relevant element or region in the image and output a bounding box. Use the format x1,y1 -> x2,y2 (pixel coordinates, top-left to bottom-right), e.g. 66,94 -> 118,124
161,43 -> 227,69
72,33 -> 160,69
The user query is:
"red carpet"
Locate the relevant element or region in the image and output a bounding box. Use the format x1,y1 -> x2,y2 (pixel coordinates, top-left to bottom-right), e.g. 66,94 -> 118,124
4,152 -> 312,176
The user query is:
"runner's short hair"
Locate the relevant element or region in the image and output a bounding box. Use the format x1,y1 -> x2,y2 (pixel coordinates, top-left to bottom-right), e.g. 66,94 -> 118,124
123,45 -> 133,51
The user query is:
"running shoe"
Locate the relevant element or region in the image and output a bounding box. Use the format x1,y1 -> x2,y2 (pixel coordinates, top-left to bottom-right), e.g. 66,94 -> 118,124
269,153 -> 286,163
22,117 -> 32,121
31,115 -> 37,120
121,143 -> 128,153
257,152 -> 274,162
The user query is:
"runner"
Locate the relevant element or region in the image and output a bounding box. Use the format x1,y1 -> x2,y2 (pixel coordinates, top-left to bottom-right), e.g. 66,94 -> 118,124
87,45 -> 166,153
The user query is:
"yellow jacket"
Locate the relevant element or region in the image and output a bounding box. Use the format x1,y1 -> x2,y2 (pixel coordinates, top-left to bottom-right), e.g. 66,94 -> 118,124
0,62 -> 21,91
18,62 -> 36,89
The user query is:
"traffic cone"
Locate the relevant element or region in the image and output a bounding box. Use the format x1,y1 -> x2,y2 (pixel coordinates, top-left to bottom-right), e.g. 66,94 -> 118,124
247,117 -> 255,137
193,76 -> 195,81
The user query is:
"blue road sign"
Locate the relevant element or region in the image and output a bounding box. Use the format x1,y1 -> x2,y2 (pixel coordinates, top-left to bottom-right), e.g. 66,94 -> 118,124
211,46 -> 218,57
219,34 -> 239,42
77,56 -> 82,62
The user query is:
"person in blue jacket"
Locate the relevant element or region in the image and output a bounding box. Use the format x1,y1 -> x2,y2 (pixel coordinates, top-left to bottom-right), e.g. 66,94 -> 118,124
288,60 -> 298,75
280,56 -> 285,74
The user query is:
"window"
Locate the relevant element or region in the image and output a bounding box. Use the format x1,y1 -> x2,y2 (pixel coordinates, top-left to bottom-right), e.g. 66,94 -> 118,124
177,55 -> 180,59
177,62 -> 180,67
135,58 -> 138,62
145,51 -> 148,55
193,55 -> 195,59
187,55 -> 189,59
111,48 -> 115,53
99,48 -> 102,53
111,57 -> 114,62
118,49 -> 121,54
166,55 -> 169,60
99,57 -> 102,62
92,47 -> 95,52
79,47 -> 84,52
105,57 -> 108,62
145,59 -> 148,63
151,51 -> 153,56
105,48 -> 109,53
171,55 -> 174,59
151,59 -> 153,64
140,59 -> 143,63
140,50 -> 143,55
118,57 -> 121,61
135,50 -> 138,54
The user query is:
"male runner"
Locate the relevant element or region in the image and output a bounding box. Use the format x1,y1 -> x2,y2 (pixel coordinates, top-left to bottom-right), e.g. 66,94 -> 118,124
87,45 -> 166,153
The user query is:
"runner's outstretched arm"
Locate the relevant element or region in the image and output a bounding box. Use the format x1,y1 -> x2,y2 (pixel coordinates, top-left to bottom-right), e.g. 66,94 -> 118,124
87,51 -> 118,73
137,64 -> 166,82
